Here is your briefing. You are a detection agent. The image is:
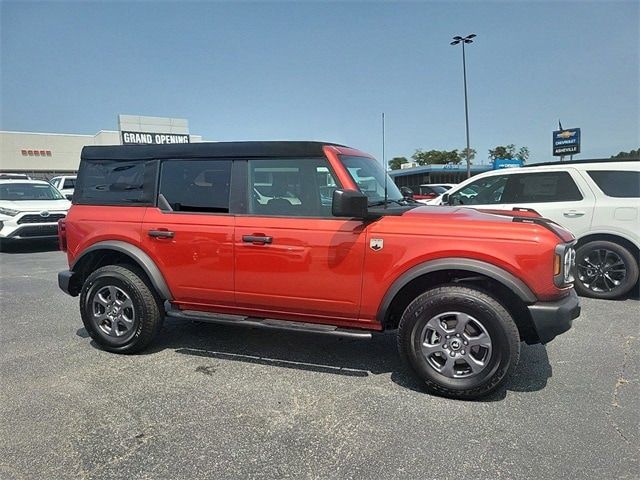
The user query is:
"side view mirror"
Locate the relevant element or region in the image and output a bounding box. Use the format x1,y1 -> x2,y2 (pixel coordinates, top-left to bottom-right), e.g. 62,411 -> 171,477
65,194 -> 73,201
441,193 -> 450,205
332,189 -> 369,218
400,186 -> 414,199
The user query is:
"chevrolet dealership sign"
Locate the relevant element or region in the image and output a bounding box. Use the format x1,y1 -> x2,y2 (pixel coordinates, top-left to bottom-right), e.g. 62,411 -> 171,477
553,128 -> 581,156
121,131 -> 190,145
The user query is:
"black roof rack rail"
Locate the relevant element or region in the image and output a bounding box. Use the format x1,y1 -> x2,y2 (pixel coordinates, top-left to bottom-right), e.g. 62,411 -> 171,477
524,158 -> 639,167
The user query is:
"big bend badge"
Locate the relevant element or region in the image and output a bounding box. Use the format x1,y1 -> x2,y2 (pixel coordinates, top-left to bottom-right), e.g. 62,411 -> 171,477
370,238 -> 384,251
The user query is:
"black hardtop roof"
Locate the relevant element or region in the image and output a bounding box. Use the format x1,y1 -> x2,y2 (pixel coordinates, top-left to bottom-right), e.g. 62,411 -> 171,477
81,141 -> 347,161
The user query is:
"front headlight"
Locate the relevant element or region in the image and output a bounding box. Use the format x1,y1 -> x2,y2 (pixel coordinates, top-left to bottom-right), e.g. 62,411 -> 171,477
563,247 -> 576,284
0,207 -> 19,216
554,243 -> 576,287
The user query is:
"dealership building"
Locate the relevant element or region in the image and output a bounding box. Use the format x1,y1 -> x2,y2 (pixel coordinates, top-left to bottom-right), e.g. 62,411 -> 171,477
0,115 -> 202,179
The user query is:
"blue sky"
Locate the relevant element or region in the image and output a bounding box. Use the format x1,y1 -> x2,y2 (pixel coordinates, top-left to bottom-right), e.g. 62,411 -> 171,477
1,1 -> 638,164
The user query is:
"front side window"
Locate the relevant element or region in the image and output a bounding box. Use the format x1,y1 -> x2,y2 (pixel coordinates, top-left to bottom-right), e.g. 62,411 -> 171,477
0,183 -> 64,201
247,158 -> 339,217
159,160 -> 231,213
587,170 -> 640,198
503,171 -> 583,203
339,155 -> 403,204
449,175 -> 509,205
63,178 -> 76,189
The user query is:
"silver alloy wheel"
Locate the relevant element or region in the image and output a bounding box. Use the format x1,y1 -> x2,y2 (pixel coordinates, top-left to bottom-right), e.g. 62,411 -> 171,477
91,285 -> 136,340
577,248 -> 627,293
420,311 -> 492,378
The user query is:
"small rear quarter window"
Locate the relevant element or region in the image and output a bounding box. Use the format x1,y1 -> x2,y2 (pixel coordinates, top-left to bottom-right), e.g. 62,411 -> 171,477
587,170 -> 640,198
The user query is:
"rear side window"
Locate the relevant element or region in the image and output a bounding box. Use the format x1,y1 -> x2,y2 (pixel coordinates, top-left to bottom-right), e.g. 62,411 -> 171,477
587,170 -> 640,198
74,160 -> 156,205
503,171 -> 583,203
63,178 -> 76,189
159,159 -> 231,213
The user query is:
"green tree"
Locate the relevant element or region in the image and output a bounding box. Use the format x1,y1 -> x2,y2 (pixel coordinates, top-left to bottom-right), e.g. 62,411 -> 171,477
412,149 -> 461,165
611,148 -> 639,159
516,146 -> 529,162
460,147 -> 476,165
488,144 -> 529,163
388,156 -> 409,170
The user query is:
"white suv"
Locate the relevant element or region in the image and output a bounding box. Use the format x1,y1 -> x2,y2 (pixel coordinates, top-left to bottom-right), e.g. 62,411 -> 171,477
49,175 -> 77,200
0,180 -> 71,243
436,160 -> 639,299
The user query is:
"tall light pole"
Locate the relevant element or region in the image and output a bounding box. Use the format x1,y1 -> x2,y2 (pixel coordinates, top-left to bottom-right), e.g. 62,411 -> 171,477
451,34 -> 476,179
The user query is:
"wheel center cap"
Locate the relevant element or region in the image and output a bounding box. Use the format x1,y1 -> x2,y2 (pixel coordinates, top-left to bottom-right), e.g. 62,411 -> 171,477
450,339 -> 462,351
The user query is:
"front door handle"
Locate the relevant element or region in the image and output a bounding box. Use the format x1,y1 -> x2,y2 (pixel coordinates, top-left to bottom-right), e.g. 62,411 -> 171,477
242,235 -> 273,244
148,229 -> 175,239
563,210 -> 585,218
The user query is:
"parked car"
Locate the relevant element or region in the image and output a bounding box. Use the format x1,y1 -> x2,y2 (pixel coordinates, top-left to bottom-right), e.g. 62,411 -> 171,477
414,184 -> 457,203
58,141 -> 579,399
435,160 -> 640,299
0,173 -> 31,180
49,175 -> 77,200
0,180 -> 71,242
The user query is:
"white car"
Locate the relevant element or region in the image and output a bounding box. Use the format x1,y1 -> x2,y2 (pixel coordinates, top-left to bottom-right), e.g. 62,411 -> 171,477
435,160 -> 640,299
49,175 -> 77,200
0,180 -> 71,242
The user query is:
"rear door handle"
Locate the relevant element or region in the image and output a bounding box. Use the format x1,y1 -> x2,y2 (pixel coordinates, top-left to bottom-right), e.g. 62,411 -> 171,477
242,235 -> 273,244
563,210 -> 585,218
148,229 -> 175,239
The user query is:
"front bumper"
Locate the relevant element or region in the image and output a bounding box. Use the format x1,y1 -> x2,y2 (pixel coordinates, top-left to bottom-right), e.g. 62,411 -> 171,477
527,289 -> 580,344
1,223 -> 60,239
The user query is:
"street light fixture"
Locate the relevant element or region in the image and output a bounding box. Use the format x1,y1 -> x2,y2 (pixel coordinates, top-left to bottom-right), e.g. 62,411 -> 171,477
451,33 -> 476,179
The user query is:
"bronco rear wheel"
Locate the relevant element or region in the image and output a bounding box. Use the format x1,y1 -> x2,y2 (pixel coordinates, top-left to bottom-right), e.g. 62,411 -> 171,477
80,264 -> 163,353
398,285 -> 520,399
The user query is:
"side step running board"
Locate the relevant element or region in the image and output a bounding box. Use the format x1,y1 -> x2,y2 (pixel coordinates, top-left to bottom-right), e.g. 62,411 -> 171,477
164,303 -> 373,339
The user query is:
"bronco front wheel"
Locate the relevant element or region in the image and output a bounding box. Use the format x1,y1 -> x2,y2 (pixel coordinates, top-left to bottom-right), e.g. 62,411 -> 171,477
398,285 -> 520,399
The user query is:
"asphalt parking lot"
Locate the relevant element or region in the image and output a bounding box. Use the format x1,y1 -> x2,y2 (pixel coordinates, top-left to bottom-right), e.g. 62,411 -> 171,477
0,242 -> 638,480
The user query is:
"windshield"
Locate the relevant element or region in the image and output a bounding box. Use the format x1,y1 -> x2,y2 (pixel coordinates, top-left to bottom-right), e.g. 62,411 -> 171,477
0,183 -> 65,201
339,155 -> 404,204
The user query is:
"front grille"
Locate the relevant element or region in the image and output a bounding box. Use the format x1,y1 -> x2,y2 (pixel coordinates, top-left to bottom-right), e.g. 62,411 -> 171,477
17,213 -> 65,224
13,225 -> 59,237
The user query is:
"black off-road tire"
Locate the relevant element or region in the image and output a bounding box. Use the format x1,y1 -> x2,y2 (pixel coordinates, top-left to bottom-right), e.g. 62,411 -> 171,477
398,285 -> 520,400
574,240 -> 639,300
79,264 -> 163,354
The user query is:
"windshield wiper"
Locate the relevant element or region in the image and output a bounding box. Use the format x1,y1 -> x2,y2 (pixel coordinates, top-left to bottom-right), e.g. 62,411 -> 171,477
368,199 -> 408,207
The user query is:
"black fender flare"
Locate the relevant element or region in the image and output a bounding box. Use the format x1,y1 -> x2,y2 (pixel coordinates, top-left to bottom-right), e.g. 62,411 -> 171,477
71,240 -> 173,300
376,257 -> 537,324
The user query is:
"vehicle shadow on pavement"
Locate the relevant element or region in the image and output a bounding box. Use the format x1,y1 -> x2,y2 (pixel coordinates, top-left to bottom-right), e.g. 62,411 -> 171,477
89,317 -> 552,400
0,240 -> 59,253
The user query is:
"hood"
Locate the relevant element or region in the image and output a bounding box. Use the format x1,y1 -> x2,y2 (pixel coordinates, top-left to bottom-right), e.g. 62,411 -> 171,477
401,205 -> 575,242
0,199 -> 71,213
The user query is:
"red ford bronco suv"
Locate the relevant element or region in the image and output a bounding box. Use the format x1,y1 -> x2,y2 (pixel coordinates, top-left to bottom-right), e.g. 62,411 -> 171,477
58,142 -> 580,399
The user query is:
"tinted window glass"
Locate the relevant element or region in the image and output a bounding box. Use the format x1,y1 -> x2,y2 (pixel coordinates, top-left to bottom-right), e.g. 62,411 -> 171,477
248,158 -> 339,217
159,160 -> 231,213
340,155 -> 404,203
63,178 -> 76,189
587,170 -> 640,198
75,160 -> 154,205
449,175 -> 509,205
503,171 -> 583,203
